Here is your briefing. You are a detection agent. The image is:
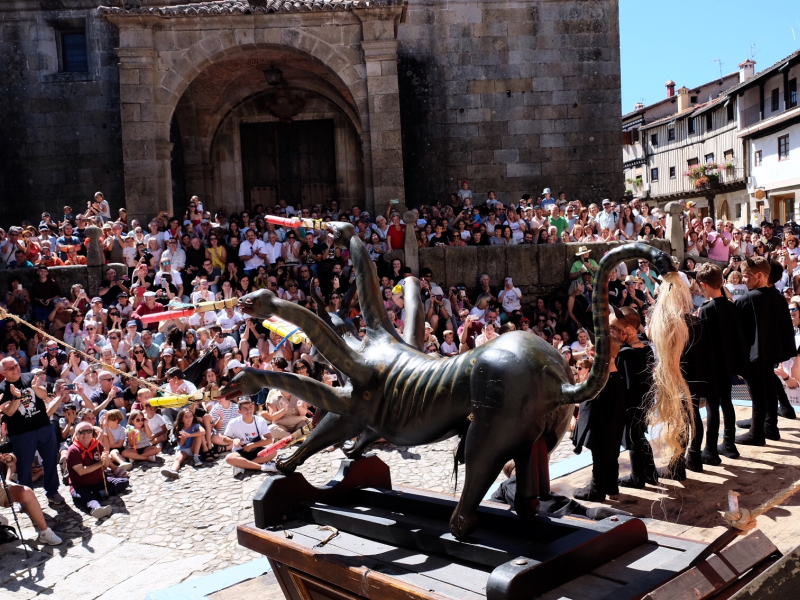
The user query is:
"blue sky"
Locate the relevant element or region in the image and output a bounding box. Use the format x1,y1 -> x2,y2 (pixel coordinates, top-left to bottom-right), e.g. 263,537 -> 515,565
620,0 -> 800,112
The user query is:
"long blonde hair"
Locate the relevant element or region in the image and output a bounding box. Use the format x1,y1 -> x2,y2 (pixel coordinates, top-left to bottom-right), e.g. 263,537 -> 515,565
647,271 -> 694,463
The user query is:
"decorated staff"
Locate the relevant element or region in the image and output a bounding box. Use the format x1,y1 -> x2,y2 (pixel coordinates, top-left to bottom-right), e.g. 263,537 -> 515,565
138,297 -> 239,325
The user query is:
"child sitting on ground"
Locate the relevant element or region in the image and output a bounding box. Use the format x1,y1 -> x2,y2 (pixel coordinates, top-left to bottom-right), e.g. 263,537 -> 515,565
161,407 -> 206,479
101,409 -> 133,472
120,409 -> 161,464
224,397 -> 278,480
143,400 -> 169,447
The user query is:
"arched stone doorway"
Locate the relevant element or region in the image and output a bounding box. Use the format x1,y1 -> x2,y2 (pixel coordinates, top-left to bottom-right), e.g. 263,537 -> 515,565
171,46 -> 366,216
102,2 -> 405,223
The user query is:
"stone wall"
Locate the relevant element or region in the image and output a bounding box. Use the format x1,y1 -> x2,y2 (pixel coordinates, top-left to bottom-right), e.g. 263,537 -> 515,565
418,240 -> 670,305
1,263 -> 125,301
397,0 -> 623,206
0,1 -> 124,228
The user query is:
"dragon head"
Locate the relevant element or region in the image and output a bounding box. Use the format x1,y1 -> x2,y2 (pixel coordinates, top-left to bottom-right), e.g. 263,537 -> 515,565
218,367 -> 266,401
651,249 -> 678,278
239,289 -> 277,320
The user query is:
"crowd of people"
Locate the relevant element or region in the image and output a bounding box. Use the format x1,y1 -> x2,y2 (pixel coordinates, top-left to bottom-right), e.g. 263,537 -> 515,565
0,186 -> 798,542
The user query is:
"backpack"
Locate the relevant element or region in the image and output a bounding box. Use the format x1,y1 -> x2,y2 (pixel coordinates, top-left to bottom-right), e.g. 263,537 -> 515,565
0,525 -> 19,544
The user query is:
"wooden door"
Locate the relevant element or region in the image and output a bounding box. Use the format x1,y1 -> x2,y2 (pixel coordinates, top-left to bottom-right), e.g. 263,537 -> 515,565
240,120 -> 336,210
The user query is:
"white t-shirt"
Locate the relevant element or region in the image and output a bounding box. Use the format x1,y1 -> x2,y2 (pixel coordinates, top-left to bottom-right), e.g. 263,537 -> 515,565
725,283 -> 749,300
239,239 -> 266,270
441,340 -> 458,355
571,341 -> 589,354
160,380 -> 198,396
146,412 -> 167,438
224,415 -> 271,450
500,287 -> 522,312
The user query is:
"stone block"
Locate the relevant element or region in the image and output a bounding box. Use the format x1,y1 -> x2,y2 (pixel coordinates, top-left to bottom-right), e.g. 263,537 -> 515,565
443,245 -> 478,289
507,163 -> 541,178
419,246 -> 446,283
508,120 -> 553,135
494,149 -> 519,164
540,133 -> 567,148
366,60 -> 382,77
472,22 -> 508,38
367,75 -> 399,95
503,245 -> 532,288
466,79 -> 495,95
538,243 -> 568,287
476,245 -> 507,288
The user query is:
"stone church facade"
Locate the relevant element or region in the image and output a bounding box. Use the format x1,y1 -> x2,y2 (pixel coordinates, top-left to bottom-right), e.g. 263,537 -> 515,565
0,0 -> 622,225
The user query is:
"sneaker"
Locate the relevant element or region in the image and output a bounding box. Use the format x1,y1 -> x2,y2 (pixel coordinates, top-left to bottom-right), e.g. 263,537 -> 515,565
90,505 -> 113,520
161,468 -> 180,480
232,466 -> 245,480
261,461 -> 279,474
117,461 -> 133,472
37,527 -> 63,546
192,455 -> 202,467
46,492 -> 66,506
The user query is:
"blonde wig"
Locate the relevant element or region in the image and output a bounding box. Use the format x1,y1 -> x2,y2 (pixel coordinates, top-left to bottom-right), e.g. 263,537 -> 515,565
647,270 -> 694,463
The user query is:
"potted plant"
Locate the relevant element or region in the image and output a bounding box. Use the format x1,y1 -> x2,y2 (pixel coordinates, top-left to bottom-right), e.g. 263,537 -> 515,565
683,162 -> 720,189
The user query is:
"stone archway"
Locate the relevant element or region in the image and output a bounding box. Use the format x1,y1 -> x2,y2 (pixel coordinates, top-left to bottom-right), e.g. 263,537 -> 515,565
101,1 -> 405,222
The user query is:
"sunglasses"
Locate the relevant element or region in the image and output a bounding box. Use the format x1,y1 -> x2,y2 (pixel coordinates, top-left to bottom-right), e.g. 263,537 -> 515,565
790,307 -> 798,313
134,350 -> 144,354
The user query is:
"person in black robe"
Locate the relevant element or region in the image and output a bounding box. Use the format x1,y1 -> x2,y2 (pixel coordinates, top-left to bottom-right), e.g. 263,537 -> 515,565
695,263 -> 747,462
612,306 -> 659,489
734,257 -> 796,445
571,341 -> 625,501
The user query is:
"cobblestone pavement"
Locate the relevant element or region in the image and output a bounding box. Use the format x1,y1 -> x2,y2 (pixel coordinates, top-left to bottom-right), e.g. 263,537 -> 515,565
0,435 -> 576,599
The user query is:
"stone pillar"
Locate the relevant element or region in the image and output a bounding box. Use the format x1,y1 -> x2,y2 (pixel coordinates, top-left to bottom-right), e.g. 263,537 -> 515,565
358,8 -> 406,217
84,226 -> 105,295
665,201 -> 685,262
156,139 -> 175,217
403,211 -> 419,276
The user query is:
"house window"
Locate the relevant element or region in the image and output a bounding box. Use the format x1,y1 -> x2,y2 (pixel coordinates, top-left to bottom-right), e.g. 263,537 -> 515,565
669,166 -> 676,179
772,88 -> 780,112
668,128 -> 675,141
724,149 -> 734,162
622,131 -> 632,145
705,113 -> 713,131
59,30 -> 88,73
790,79 -> 797,108
650,133 -> 658,146
705,153 -> 714,163
737,203 -> 744,219
779,135 -> 789,161
690,95 -> 697,104
754,150 -> 762,166
688,157 -> 699,167
651,168 -> 659,182
687,117 -> 696,134
631,128 -> 640,142
727,102 -> 735,122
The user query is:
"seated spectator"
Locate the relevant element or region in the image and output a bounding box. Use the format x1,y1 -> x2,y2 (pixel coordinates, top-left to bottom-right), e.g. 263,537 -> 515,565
224,398 -> 278,479
161,407 -> 207,479
101,409 -> 133,471
0,452 -> 62,544
67,421 -> 129,519
263,389 -> 311,441
143,399 -> 169,447
120,409 -> 161,464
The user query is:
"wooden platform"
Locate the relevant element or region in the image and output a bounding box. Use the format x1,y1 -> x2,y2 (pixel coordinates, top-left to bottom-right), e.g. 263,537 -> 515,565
553,406 -> 800,554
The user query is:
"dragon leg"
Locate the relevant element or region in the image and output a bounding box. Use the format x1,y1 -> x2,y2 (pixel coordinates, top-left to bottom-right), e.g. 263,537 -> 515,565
221,368 -> 354,416
278,412 -> 365,474
344,429 -> 382,459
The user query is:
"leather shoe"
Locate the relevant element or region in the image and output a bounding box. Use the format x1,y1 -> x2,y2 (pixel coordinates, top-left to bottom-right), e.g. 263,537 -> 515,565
735,431 -> 766,446
718,442 -> 740,459
736,419 -> 752,429
778,405 -> 797,420
764,427 -> 781,441
701,449 -> 722,466
572,485 -> 605,502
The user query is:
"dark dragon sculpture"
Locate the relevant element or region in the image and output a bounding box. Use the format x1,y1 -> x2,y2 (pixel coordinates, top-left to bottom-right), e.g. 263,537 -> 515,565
220,221 -> 676,538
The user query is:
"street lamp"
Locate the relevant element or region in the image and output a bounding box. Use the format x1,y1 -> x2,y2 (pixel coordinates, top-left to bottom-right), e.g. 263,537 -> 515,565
263,65 -> 283,87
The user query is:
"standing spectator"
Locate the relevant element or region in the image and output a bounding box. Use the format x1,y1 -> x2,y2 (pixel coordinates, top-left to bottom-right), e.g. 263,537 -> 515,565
0,357 -> 65,505
735,257 -> 796,445
386,212 -> 406,251
498,277 -> 522,316
239,229 -> 267,278
30,266 -> 62,323
596,199 -> 619,235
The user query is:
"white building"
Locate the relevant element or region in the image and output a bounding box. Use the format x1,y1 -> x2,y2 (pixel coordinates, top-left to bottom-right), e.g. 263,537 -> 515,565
730,50 -> 800,224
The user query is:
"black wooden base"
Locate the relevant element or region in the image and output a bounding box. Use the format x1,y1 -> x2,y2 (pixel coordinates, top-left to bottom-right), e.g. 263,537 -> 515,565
250,455 -> 649,599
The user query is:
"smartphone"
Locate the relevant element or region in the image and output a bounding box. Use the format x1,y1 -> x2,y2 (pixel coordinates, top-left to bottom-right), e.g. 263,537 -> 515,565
64,383 -> 76,391
390,199 -> 399,204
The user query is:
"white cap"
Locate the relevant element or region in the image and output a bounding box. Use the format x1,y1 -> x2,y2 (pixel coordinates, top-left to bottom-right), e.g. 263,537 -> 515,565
249,349 -> 260,358
431,285 -> 444,296
542,188 -> 551,195
227,359 -> 244,369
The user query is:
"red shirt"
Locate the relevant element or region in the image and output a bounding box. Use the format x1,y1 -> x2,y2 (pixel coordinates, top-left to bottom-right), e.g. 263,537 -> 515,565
132,302 -> 163,331
387,224 -> 406,250
66,439 -> 105,490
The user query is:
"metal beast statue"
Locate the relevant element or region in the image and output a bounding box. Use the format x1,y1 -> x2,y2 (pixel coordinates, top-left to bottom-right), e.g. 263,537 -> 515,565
220,221 -> 679,539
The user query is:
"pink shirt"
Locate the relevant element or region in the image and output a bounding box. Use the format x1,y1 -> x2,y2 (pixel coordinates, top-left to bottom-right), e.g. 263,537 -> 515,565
706,231 -> 728,261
